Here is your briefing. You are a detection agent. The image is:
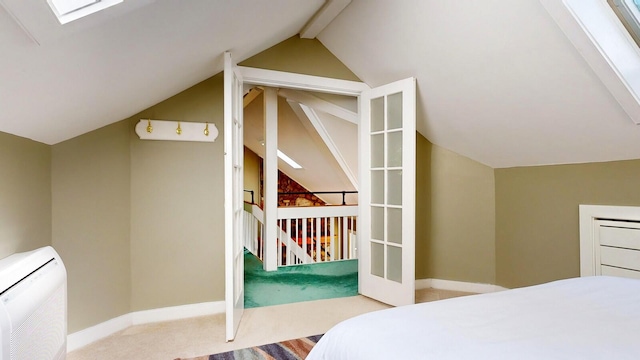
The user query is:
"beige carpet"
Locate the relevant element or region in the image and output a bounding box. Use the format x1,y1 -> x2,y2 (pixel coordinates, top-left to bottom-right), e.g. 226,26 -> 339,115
67,289 -> 473,360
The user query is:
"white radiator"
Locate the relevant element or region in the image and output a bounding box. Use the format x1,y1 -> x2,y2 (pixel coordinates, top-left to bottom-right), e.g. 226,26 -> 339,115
0,246 -> 67,360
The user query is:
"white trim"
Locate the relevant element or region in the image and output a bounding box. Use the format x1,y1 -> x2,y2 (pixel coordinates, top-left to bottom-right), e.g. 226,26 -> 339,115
47,0 -> 123,25
277,204 -> 358,219
238,66 -> 369,96
300,0 -> 352,39
131,301 -> 225,324
67,313 -> 131,353
279,88 -> 359,124
416,278 -> 508,294
243,88 -> 263,108
579,204 -> 640,276
288,101 -> 359,190
263,87 -> 279,272
67,301 -> 224,352
415,278 -> 433,290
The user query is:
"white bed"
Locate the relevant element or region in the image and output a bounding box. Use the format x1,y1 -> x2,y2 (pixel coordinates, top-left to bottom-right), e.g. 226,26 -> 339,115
308,276 -> 640,359
309,207 -> 640,359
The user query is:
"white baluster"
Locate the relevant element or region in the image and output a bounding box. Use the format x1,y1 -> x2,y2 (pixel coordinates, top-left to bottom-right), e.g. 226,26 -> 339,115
329,217 -> 335,261
286,218 -> 292,266
302,218 -> 308,264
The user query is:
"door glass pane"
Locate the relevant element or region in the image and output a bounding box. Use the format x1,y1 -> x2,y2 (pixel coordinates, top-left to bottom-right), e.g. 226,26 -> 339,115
371,97 -> 384,132
387,170 -> 402,205
387,92 -> 403,130
387,208 -> 402,244
371,242 -> 384,278
371,134 -> 384,168
387,245 -> 402,283
387,131 -> 402,167
371,206 -> 384,241
371,170 -> 384,204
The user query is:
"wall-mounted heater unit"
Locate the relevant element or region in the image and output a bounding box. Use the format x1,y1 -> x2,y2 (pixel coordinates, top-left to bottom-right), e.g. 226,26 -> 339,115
0,246 -> 67,360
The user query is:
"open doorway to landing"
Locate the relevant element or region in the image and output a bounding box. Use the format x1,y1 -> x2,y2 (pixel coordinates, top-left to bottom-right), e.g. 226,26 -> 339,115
242,86 -> 359,308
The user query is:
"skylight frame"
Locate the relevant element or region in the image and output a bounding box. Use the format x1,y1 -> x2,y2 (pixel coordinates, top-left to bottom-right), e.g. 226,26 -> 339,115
46,0 -> 123,24
611,0 -> 640,45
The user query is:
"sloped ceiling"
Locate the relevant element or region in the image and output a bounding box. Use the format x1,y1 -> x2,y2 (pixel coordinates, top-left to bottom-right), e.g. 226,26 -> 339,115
1,0 -> 639,169
244,93 -> 358,205
0,0 -> 323,144
317,0 -> 640,168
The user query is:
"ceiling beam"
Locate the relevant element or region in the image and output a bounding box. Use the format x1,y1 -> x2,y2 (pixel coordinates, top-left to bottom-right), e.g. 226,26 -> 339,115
243,87 -> 263,108
300,0 -> 352,39
278,88 -> 358,124
289,100 -> 359,190
238,66 -> 369,96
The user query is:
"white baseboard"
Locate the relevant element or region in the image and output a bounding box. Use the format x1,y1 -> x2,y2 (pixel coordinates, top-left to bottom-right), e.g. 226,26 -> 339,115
67,301 -> 225,352
131,300 -> 225,324
67,313 -> 132,353
416,278 -> 508,294
68,281 -> 505,352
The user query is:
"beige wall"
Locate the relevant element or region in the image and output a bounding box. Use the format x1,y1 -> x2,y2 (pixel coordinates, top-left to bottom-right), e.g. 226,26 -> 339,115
495,159 -> 640,289
129,74 -> 224,311
52,121 -> 131,332
244,147 -> 261,205
420,143 -> 496,284
42,34 -> 499,332
240,36 -> 360,81
46,35 -> 362,332
0,132 -> 51,259
415,134 -> 432,279
244,37 -> 498,284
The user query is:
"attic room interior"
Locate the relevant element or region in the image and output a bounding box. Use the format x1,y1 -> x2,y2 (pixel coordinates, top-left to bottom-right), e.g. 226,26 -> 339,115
2,0 -> 640,359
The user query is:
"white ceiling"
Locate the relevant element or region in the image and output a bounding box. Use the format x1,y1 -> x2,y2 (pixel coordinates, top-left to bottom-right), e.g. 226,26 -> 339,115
318,0 -> 640,168
243,93 -> 358,205
0,0 -> 323,144
1,0 -> 639,169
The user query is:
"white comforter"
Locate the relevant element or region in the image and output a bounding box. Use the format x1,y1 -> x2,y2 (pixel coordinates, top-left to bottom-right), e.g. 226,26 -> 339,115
307,276 -> 640,359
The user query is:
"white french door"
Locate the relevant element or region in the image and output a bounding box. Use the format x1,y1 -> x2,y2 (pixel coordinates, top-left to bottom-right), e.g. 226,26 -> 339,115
223,66 -> 416,339
359,77 -> 416,307
224,52 -> 244,341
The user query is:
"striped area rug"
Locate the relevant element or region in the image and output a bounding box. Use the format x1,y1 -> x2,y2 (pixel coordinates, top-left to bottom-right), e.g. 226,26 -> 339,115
175,335 -> 323,360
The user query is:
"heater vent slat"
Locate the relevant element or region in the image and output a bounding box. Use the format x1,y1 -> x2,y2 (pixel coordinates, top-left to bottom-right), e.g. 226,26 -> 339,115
0,246 -> 67,360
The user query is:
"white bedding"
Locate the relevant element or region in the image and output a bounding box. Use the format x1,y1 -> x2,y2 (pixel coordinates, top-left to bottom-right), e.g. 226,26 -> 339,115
307,276 -> 640,359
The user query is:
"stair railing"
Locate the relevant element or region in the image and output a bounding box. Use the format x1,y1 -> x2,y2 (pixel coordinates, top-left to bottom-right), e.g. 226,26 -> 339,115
243,203 -> 264,261
277,205 -> 358,266
243,202 -> 358,267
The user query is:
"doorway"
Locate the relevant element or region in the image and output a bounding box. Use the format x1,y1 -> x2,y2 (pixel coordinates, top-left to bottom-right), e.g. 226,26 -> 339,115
241,88 -> 360,308
224,54 -> 417,341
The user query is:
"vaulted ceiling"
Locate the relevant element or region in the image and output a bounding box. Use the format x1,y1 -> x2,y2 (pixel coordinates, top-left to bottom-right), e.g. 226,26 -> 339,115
1,0 -> 639,169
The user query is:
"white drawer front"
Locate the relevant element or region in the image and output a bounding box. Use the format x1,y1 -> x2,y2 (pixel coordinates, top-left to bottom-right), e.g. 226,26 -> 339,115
599,226 -> 640,251
600,246 -> 640,272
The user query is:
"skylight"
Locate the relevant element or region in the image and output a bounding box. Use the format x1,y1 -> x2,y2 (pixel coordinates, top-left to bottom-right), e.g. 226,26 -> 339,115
47,0 -> 123,24
260,142 -> 303,169
611,0 -> 640,46
277,150 -> 303,169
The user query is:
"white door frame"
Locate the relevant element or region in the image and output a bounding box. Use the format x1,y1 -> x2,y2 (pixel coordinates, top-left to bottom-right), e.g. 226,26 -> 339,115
225,64 -> 416,335
237,66 -> 369,273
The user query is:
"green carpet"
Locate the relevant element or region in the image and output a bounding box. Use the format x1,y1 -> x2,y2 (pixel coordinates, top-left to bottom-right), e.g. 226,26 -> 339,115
244,249 -> 358,308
